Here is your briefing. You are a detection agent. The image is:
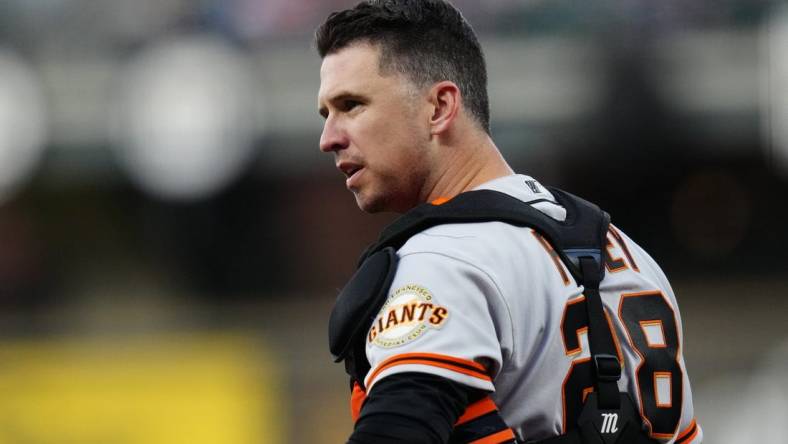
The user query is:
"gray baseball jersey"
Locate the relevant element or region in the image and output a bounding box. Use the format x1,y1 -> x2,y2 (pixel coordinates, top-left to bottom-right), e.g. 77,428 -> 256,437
362,174 -> 702,443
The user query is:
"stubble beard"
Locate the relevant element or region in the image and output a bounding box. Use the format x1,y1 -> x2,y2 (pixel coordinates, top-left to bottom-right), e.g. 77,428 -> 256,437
355,168 -> 428,214
353,181 -> 398,214
354,132 -> 432,214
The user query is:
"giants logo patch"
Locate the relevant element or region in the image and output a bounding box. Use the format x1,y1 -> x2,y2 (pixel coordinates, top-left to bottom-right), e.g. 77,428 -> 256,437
368,284 -> 449,348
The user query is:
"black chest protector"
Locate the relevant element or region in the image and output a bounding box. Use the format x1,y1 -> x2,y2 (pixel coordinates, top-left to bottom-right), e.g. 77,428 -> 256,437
329,187 -> 658,444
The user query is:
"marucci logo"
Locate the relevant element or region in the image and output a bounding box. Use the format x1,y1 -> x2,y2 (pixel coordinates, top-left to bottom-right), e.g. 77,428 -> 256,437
600,413 -> 619,434
368,284 -> 449,348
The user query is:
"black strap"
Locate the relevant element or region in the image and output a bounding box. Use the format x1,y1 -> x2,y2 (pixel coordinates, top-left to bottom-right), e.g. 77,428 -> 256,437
358,188 -> 624,403
344,187 -> 655,443
360,188 -> 610,286
578,256 -> 621,409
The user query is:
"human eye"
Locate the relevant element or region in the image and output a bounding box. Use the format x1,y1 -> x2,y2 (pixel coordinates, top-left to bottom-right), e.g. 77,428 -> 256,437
342,99 -> 362,112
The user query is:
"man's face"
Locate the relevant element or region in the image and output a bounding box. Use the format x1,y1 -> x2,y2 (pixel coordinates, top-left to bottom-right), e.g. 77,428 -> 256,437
318,43 -> 433,213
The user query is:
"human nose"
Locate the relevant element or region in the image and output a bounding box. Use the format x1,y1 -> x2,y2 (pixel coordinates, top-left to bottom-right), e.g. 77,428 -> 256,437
319,116 -> 349,153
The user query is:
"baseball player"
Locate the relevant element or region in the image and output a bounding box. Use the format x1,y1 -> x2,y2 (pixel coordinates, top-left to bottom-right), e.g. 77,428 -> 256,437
316,1 -> 702,443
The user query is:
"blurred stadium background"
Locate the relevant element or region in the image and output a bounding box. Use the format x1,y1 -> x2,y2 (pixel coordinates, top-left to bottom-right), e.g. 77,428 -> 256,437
0,0 -> 786,442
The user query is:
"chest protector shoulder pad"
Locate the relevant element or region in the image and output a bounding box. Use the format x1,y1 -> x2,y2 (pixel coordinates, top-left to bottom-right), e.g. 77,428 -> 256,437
328,187 -> 609,388
328,187 -> 661,443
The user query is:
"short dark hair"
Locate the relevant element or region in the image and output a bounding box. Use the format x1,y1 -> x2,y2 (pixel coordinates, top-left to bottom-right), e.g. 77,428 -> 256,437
315,0 -> 490,133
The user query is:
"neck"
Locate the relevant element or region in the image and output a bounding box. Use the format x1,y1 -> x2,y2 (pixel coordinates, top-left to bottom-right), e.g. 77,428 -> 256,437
422,132 -> 513,204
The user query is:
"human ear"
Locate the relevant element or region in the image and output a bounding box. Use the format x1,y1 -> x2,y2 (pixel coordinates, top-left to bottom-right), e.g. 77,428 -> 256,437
428,81 -> 461,135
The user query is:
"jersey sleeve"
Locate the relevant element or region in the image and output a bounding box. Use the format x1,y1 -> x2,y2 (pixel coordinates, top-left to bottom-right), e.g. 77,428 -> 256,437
363,250 -> 511,393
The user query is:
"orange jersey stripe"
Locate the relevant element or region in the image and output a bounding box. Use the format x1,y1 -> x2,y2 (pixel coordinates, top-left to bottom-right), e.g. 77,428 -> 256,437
677,419 -> 697,439
350,382 -> 367,423
367,353 -> 491,387
369,358 -> 492,385
679,427 -> 699,444
455,396 -> 498,426
676,419 -> 698,443
374,352 -> 488,373
468,428 -> 516,444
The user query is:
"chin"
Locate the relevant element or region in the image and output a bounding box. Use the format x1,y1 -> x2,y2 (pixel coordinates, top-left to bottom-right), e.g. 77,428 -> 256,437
354,193 -> 386,214
356,192 -> 416,214
353,187 -> 396,213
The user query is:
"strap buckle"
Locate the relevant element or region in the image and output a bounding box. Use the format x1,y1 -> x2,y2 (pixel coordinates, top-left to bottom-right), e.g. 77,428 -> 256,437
594,354 -> 621,382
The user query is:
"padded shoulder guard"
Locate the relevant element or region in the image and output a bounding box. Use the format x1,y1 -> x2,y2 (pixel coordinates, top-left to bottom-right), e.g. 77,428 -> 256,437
329,187 -> 610,390
328,246 -> 398,363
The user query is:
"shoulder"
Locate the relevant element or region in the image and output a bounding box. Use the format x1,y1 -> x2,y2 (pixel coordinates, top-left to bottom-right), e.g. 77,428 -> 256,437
394,223 -> 509,295
393,218 -> 563,317
397,220 -> 545,271
394,173 -> 570,286
608,224 -> 671,284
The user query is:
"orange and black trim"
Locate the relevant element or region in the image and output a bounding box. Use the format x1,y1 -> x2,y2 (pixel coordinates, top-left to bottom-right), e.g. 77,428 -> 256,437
350,375 -> 516,443
451,396 -> 517,444
366,352 -> 492,388
608,225 -> 640,272
604,235 -> 628,273
675,419 -> 699,444
350,381 -> 367,423
532,230 -> 571,285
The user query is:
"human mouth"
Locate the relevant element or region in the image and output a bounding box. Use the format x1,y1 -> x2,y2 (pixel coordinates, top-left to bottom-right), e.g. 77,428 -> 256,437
337,162 -> 364,188
346,167 -> 364,188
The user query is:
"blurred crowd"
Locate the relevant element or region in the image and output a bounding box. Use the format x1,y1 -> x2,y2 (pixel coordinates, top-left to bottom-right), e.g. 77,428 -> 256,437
0,0 -> 785,442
